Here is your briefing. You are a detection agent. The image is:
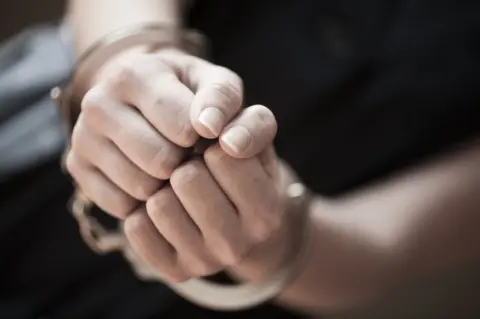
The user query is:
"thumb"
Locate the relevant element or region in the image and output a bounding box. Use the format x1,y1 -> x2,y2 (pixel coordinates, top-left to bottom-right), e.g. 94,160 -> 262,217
219,104 -> 278,159
188,63 -> 244,139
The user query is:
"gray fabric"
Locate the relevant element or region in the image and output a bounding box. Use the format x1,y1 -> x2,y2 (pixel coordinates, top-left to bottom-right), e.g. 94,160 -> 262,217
0,25 -> 73,180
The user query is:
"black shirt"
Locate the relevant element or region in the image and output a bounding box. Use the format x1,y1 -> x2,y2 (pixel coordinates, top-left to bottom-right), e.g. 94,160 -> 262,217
189,0 -> 479,195
1,0 -> 479,318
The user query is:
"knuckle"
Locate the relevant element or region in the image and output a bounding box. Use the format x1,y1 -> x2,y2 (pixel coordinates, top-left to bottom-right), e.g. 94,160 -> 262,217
132,178 -> 160,201
174,119 -> 197,148
216,67 -> 243,94
156,71 -> 179,85
263,199 -> 283,231
109,59 -> 140,91
211,82 -> 242,108
112,195 -> 138,219
147,145 -> 184,180
250,219 -> 272,242
148,82 -> 168,107
148,73 -> 179,107
203,144 -> 229,166
81,87 -> 107,125
210,68 -> 243,106
170,160 -> 204,190
264,192 -> 283,218
70,122 -> 84,152
123,212 -> 149,237
153,75 -> 197,148
146,188 -> 174,220
82,86 -> 105,109
249,206 -> 282,242
110,199 -> 137,219
252,104 -> 278,135
64,151 -> 80,176
216,241 -> 247,266
268,212 -> 283,235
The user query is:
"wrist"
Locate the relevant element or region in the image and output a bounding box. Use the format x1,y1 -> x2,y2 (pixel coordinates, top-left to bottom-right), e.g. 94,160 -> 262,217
228,162 -> 310,283
68,24 -> 206,98
78,45 -> 187,97
228,210 -> 296,283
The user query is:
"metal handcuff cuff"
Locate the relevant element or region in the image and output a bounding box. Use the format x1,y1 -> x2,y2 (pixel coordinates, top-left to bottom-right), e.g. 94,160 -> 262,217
51,23 -> 311,311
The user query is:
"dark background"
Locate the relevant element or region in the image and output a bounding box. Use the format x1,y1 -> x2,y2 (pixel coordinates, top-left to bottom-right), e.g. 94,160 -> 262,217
0,0 -> 64,42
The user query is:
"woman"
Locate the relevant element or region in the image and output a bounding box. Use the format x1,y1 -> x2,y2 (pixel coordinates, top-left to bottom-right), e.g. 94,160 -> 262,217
4,0 -> 479,318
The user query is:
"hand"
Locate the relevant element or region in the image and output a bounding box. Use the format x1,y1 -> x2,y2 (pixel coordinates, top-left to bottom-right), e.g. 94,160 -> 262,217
66,48 -> 267,219
122,106 -> 288,283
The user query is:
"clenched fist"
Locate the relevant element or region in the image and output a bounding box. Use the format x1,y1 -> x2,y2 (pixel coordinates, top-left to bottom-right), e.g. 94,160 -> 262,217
66,48 -> 276,218
125,143 -> 285,282
66,48 -> 290,283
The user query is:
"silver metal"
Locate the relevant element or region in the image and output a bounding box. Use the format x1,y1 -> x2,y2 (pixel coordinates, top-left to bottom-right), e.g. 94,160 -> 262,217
63,181 -> 310,310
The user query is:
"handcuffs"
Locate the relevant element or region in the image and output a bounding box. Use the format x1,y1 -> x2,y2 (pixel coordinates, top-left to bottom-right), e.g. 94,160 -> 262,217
51,23 -> 311,311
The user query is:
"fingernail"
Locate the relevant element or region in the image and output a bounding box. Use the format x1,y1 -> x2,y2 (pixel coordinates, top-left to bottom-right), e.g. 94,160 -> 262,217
221,126 -> 251,154
198,107 -> 225,136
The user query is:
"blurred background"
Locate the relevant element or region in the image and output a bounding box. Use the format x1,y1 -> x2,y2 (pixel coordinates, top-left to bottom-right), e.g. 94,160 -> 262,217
0,0 -> 63,42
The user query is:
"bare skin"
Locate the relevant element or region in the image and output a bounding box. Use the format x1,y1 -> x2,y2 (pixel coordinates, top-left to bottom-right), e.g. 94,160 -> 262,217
67,0 -> 480,315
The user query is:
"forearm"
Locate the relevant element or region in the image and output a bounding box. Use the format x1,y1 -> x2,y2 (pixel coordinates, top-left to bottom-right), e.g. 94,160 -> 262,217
278,139 -> 480,313
65,0 -> 188,95
231,139 -> 480,314
67,0 -> 185,56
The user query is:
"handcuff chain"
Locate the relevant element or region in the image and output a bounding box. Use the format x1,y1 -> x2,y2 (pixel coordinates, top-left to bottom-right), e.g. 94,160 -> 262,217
69,192 -> 124,254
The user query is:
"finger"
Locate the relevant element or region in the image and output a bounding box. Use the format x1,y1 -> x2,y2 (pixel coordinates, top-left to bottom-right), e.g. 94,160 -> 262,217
124,207 -> 188,283
189,65 -> 243,138
204,145 -> 282,242
81,87 -> 185,180
219,104 -> 277,158
65,151 -> 138,219
170,159 -> 249,265
71,117 -> 162,201
106,57 -> 198,147
146,186 -> 222,277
